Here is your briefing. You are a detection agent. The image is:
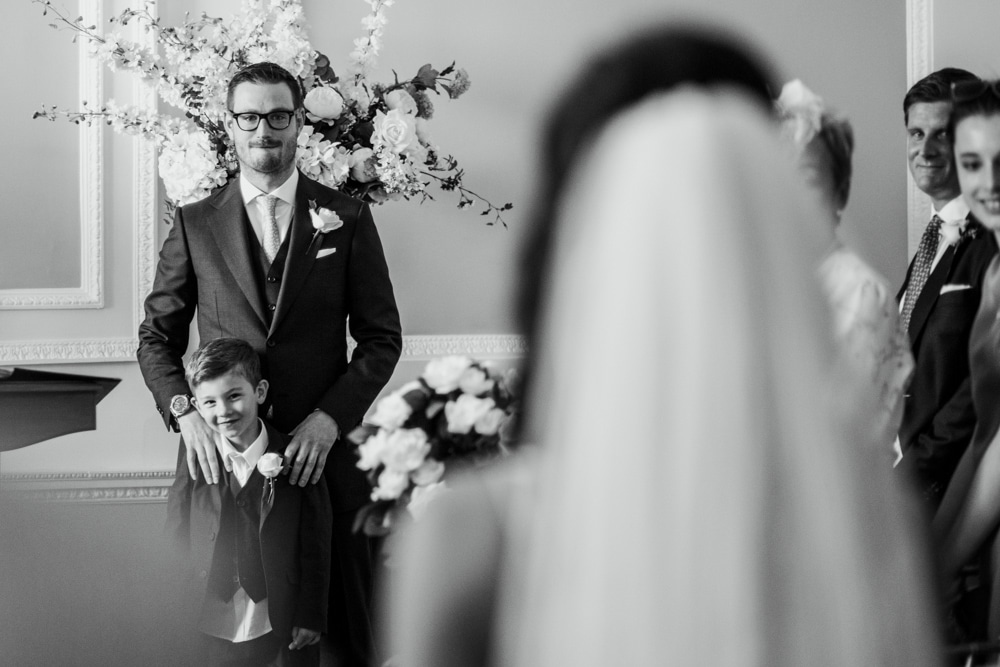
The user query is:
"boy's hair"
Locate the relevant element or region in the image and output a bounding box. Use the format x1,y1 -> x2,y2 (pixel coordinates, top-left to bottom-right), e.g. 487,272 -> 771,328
185,337 -> 263,389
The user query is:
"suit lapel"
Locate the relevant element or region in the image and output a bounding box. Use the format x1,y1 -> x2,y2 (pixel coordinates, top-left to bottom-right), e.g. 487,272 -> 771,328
270,174 -> 323,335
908,244 -> 955,345
208,182 -> 268,325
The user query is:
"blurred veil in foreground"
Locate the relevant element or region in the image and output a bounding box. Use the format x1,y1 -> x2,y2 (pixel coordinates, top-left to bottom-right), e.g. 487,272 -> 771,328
391,25 -> 942,667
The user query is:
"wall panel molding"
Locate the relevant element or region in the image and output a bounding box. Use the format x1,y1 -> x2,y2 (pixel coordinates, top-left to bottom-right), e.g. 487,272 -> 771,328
1,471 -> 172,504
906,0 -> 933,255
0,0 -> 104,310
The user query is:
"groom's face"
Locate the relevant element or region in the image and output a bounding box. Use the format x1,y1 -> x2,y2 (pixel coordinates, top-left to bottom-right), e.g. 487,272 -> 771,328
226,81 -> 303,178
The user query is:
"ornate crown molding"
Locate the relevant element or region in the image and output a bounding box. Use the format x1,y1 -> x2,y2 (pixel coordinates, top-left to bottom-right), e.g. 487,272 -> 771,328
906,0 -> 933,255
0,0 -> 104,310
0,470 -> 173,504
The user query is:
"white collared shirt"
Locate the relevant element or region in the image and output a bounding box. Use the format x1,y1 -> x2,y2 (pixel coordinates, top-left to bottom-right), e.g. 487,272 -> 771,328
200,420 -> 273,643
239,170 -> 298,251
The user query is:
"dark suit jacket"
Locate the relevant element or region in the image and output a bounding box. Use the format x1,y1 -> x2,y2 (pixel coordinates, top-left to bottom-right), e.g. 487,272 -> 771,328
165,423 -> 334,639
897,218 -> 998,503
138,173 -> 402,510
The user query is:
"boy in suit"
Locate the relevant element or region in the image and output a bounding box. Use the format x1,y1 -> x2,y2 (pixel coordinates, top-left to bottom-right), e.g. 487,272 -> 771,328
166,337 -> 333,666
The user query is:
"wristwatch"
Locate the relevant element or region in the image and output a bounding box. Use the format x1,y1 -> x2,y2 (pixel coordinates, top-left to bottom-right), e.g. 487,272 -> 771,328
169,394 -> 195,419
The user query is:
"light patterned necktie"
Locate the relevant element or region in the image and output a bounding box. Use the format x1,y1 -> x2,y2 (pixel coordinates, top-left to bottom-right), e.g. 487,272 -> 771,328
900,215 -> 943,334
262,194 -> 281,263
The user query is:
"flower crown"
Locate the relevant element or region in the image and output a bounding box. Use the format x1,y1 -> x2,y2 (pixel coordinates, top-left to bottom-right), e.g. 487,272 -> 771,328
775,79 -> 825,148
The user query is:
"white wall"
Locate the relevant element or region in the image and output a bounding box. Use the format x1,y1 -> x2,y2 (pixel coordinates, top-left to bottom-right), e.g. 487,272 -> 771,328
2,0 -> 908,484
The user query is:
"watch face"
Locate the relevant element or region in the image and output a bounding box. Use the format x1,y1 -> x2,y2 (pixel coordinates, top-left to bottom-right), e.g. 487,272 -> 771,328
170,395 -> 191,417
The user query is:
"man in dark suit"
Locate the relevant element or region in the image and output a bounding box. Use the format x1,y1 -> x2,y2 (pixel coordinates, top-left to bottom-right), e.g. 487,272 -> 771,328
896,68 -> 997,510
139,62 -> 402,666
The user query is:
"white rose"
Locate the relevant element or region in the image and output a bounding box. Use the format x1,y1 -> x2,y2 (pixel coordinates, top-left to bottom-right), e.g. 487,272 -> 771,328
474,408 -> 506,436
458,366 -> 495,396
372,108 -> 418,155
776,79 -> 824,147
257,452 -> 284,478
445,395 -> 496,434
304,86 -> 344,121
370,393 -> 413,430
309,205 -> 344,233
407,481 -> 447,520
356,429 -> 390,471
372,468 -> 409,500
381,428 -> 431,472
385,89 -> 418,115
423,356 -> 473,393
410,458 -> 445,486
349,147 -> 378,183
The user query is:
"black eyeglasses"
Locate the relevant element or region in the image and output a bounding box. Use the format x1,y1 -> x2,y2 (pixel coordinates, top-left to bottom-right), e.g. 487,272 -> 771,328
229,109 -> 296,131
952,80 -> 1000,104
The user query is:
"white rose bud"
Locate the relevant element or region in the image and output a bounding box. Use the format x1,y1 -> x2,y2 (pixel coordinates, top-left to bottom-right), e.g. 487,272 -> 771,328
382,428 -> 431,472
370,393 -> 413,430
423,356 -> 473,393
304,86 -> 344,121
474,408 -> 506,436
445,395 -> 496,434
372,468 -> 409,500
458,366 -> 495,396
356,429 -> 390,471
349,147 -> 377,183
257,453 -> 284,478
410,458 -> 445,486
385,89 -> 418,115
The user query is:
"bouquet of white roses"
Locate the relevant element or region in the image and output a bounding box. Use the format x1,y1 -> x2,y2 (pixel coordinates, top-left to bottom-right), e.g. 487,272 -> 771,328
348,355 -> 519,536
33,0 -> 511,225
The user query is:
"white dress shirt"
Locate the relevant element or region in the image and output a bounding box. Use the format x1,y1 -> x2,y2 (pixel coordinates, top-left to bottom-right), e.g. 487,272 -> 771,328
199,421 -> 273,643
239,170 -> 298,250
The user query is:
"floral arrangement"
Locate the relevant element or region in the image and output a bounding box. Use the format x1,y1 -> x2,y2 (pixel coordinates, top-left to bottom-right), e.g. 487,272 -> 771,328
348,355 -> 519,536
33,0 -> 511,226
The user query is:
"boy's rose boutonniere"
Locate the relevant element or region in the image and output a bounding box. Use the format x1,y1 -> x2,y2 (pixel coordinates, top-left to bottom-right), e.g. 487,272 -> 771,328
307,199 -> 344,253
258,453 -> 284,506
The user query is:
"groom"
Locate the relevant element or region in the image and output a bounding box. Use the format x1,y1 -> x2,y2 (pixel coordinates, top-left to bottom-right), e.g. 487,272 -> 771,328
895,67 -> 996,510
138,62 -> 402,666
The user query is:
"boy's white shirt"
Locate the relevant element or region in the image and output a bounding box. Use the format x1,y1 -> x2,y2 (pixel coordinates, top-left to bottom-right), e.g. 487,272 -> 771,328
199,420 -> 273,643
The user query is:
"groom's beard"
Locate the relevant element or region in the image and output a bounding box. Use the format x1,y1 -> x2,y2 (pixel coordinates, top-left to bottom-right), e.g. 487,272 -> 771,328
238,138 -> 295,175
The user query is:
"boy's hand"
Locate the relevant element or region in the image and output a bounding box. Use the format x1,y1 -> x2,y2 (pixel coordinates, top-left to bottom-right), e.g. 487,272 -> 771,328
178,411 -> 226,484
286,410 -> 339,486
289,627 -> 321,650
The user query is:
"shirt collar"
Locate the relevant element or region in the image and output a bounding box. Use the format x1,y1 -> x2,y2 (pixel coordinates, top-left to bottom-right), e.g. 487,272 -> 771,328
239,169 -> 299,207
216,419 -> 269,472
933,195 -> 970,228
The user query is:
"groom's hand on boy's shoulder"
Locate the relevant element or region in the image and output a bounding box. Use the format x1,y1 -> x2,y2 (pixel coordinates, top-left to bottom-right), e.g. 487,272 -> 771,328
289,626 -> 321,649
178,410 -> 228,484
285,409 -> 339,487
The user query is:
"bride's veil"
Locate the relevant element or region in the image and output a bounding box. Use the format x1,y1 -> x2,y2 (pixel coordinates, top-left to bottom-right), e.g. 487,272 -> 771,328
495,89 -> 941,666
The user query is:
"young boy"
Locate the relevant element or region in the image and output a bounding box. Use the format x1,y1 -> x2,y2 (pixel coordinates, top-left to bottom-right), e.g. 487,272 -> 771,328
165,337 -> 333,666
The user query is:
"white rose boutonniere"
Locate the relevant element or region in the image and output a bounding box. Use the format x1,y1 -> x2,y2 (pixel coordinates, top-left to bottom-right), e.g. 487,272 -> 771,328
257,453 -> 284,506
307,199 -> 344,254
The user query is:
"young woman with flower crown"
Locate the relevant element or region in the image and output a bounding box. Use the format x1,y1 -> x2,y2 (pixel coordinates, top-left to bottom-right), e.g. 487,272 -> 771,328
776,81 -> 914,461
933,79 -> 1000,640
386,25 -> 942,667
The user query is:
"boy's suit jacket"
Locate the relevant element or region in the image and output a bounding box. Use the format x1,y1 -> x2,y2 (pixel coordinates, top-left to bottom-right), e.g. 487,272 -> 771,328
896,219 -> 998,503
166,423 -> 333,639
138,172 -> 402,511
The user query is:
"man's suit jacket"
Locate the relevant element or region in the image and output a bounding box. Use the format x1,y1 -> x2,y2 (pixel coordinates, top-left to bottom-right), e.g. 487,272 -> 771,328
138,172 -> 403,510
165,423 -> 334,639
897,218 -> 998,503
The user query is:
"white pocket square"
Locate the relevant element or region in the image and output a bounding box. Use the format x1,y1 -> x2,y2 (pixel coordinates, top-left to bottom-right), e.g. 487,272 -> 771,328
316,248 -> 337,259
940,284 -> 972,294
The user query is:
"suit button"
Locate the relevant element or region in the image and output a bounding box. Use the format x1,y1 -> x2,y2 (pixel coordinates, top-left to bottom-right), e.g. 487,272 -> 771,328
208,532 -> 216,541
268,304 -> 276,312
199,570 -> 208,579
267,339 -> 275,348
237,499 -> 246,508
267,276 -> 277,283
